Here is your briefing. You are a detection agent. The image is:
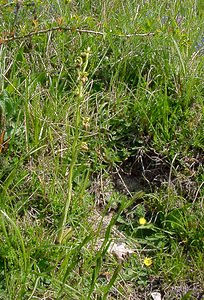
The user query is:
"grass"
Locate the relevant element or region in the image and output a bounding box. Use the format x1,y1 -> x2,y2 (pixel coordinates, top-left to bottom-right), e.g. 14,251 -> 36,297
0,0 -> 204,299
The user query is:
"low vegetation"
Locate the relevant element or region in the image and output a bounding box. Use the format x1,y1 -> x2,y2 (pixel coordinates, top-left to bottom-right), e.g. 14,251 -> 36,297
0,1 -> 203,299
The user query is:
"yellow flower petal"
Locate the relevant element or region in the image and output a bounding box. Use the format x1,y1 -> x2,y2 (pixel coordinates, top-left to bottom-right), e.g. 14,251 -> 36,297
143,257 -> 152,267
139,217 -> 147,225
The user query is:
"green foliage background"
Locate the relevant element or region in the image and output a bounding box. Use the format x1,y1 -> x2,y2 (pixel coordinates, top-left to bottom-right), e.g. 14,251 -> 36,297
0,1 -> 203,299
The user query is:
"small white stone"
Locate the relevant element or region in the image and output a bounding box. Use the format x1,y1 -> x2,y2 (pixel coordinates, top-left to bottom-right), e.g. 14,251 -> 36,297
151,292 -> 162,300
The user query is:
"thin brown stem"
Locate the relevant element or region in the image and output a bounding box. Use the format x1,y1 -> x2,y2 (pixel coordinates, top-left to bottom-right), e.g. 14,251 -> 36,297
0,26 -> 155,44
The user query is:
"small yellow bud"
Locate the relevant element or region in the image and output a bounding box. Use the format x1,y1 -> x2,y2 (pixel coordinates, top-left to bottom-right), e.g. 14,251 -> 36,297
82,117 -> 90,130
75,57 -> 83,68
81,142 -> 88,152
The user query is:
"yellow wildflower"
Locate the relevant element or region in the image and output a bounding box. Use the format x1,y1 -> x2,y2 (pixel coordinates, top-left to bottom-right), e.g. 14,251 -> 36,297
139,217 -> 147,225
143,257 -> 153,267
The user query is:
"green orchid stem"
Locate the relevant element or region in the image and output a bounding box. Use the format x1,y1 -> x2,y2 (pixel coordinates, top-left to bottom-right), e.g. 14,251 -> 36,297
56,100 -> 81,244
56,48 -> 90,244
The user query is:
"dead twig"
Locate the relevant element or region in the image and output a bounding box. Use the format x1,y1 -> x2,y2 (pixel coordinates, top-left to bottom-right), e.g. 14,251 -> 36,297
0,26 -> 155,44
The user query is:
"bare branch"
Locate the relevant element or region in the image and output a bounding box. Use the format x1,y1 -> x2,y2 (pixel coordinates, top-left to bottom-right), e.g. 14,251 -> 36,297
0,26 -> 155,44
